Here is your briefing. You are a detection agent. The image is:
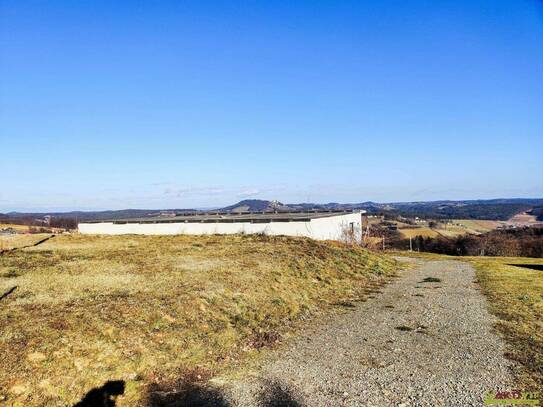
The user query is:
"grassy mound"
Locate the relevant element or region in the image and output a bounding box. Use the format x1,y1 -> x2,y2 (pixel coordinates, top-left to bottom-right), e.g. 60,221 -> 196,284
0,234 -> 397,406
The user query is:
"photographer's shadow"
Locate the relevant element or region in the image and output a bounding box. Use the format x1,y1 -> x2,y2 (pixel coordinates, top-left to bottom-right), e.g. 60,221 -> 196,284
74,380 -> 125,407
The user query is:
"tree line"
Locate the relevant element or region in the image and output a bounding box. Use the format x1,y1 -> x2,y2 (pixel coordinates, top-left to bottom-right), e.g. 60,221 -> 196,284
398,227 -> 543,258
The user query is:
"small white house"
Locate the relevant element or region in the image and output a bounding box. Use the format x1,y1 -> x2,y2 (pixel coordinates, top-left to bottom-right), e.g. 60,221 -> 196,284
78,210 -> 365,241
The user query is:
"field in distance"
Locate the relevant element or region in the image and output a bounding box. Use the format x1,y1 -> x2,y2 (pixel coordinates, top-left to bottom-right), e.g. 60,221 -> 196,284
0,234 -> 397,406
0,224 -> 31,232
395,219 -> 504,240
509,211 -> 540,225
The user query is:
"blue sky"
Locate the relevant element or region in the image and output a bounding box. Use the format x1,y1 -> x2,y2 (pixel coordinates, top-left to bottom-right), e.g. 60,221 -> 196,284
1,0 -> 542,211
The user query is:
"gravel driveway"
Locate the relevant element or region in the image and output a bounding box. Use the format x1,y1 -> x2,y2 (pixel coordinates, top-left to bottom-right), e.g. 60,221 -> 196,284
217,257 -> 516,406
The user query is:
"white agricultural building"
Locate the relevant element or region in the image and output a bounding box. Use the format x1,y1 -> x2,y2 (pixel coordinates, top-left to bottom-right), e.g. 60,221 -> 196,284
78,210 -> 365,241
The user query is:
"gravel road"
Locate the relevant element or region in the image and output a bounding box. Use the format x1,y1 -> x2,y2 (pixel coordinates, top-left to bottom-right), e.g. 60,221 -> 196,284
216,257 -> 516,406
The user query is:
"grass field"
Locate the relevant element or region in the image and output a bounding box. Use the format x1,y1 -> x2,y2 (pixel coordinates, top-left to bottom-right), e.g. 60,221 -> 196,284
395,250 -> 543,390
0,224 -> 31,232
509,212 -> 538,225
397,219 -> 502,240
451,219 -> 502,234
398,227 -> 439,239
0,234 -> 52,251
397,225 -> 467,239
0,234 -> 397,406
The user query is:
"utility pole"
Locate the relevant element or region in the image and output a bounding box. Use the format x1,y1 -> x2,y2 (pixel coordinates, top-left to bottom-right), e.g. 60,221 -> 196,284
382,235 -> 385,251
409,236 -> 412,252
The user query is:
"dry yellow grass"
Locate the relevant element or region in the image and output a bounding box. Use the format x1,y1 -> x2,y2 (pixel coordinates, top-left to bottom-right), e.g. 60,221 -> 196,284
0,234 -> 52,251
472,257 -> 543,390
0,224 -> 31,232
451,219 -> 501,234
509,212 -> 538,224
398,227 -> 439,239
399,219 -> 502,241
434,225 -> 470,238
0,234 -> 397,406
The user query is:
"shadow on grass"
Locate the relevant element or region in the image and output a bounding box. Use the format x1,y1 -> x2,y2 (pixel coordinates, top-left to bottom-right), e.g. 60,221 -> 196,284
74,380 -> 125,407
508,264 -> 543,271
0,286 -> 17,301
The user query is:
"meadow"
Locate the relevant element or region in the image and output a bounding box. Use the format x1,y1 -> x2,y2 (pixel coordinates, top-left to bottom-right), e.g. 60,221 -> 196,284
397,219 -> 502,240
0,234 -> 397,406
0,224 -> 32,232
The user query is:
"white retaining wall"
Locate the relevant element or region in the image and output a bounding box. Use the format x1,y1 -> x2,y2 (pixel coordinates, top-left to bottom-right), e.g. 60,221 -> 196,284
78,212 -> 363,241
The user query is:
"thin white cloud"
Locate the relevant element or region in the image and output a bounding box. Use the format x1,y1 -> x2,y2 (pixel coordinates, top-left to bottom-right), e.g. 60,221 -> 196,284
237,189 -> 261,198
163,187 -> 226,197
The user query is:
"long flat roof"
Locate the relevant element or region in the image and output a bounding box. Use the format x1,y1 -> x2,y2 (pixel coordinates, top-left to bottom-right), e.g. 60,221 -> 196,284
80,210 -> 364,224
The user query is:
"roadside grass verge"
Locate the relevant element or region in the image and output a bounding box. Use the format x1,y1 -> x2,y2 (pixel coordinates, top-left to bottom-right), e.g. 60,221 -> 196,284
393,250 -> 543,390
0,234 -> 397,406
471,257 -> 543,390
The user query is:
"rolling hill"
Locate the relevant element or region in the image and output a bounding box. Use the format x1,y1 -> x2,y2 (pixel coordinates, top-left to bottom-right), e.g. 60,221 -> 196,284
2,198 -> 543,222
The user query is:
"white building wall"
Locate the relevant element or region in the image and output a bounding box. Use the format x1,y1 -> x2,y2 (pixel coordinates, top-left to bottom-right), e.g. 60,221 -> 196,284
78,212 -> 363,241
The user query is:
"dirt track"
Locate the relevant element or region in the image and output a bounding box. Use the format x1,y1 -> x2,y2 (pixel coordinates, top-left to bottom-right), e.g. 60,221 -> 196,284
217,257 -> 516,406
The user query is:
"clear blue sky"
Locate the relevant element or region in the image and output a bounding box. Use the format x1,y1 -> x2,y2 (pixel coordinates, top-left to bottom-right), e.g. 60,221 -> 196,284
1,0 -> 542,211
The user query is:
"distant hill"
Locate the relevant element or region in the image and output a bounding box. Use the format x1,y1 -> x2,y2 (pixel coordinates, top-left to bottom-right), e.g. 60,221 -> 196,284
361,199 -> 543,220
219,198 -> 543,220
4,208 -> 195,221
218,200 -> 384,212
3,198 -> 543,222
220,199 -> 293,212
387,203 -> 533,221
